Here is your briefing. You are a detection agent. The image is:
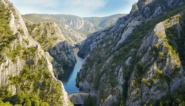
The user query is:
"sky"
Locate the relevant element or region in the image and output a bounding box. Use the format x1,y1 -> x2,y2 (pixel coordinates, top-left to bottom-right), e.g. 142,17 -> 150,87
9,0 -> 138,17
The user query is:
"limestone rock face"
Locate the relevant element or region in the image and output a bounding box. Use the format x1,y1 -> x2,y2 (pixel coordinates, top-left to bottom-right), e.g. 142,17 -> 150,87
24,20 -> 76,77
61,23 -> 85,45
23,14 -> 126,45
68,92 -> 89,105
126,14 -> 184,105
77,0 -> 185,106
0,0 -> 72,105
78,0 -> 185,59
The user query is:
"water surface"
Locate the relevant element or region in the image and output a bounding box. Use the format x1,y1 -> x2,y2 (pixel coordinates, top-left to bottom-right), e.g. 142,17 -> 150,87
60,48 -> 84,93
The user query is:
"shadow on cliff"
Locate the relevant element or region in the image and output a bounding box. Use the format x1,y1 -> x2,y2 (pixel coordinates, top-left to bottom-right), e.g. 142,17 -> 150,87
59,66 -> 74,84
46,40 -> 76,82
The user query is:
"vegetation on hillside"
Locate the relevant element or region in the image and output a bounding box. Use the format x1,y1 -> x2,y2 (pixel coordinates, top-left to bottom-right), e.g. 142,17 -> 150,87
0,47 -> 64,106
25,22 -> 55,50
22,14 -> 126,35
77,5 -> 185,106
147,85 -> 185,106
111,6 -> 185,106
0,2 -> 65,106
25,22 -> 73,69
83,96 -> 99,106
0,2 -> 16,64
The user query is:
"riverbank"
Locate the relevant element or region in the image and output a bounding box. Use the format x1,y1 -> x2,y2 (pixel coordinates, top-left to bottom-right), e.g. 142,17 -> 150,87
59,48 -> 84,93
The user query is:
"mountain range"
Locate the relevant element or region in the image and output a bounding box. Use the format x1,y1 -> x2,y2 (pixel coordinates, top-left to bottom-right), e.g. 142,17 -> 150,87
23,14 -> 126,45
0,0 -> 185,106
77,0 -> 185,106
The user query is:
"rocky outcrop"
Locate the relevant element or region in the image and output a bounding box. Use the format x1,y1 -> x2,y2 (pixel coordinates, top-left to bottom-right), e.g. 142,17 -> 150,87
23,14 -> 126,45
79,0 -> 185,58
77,0 -> 185,106
61,23 -> 85,45
50,14 -> 126,34
24,20 -> 76,77
126,13 -> 184,106
68,92 -> 89,105
78,29 -> 110,58
0,0 -> 73,105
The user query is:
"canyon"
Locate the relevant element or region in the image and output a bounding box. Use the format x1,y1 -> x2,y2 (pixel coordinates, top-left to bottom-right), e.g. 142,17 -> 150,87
0,0 -> 185,106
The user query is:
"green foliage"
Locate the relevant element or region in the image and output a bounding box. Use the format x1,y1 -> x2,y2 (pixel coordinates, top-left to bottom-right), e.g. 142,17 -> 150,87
110,70 -> 118,88
23,39 -> 29,45
5,65 -> 9,68
93,68 -> 108,90
147,86 -> 185,106
100,90 -> 106,102
4,48 -> 62,105
2,90 -> 46,106
163,14 -> 185,71
23,14 -> 126,36
0,2 -> 64,106
53,37 -> 58,40
22,47 -> 37,60
7,61 -> 62,105
131,63 -> 147,88
0,88 -> 50,106
18,29 -> 24,35
178,14 -> 185,69
50,54 -> 69,68
0,100 -> 12,106
110,5 -> 185,106
153,44 -> 159,49
136,63 -> 146,76
6,45 -> 22,63
40,102 -> 50,106
0,87 -> 13,102
25,22 -> 54,50
25,22 -> 73,69
0,3 -> 17,64
14,104 -> 22,106
83,96 -> 99,106
155,68 -> 163,75
112,93 -> 125,106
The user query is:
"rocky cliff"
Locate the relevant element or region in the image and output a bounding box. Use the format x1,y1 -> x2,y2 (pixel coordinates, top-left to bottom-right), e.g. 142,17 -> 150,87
0,0 -> 73,105
22,15 -> 86,45
22,14 -> 126,45
54,14 -> 126,34
77,0 -> 185,106
24,20 -> 76,78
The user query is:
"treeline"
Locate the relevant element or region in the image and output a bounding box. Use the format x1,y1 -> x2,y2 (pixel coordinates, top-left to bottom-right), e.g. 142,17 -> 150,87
83,96 -> 99,106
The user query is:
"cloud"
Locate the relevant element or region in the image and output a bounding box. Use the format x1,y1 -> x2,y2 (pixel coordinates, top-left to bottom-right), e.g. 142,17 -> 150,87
9,0 -> 137,17
61,0 -> 107,15
125,0 -> 138,2
11,0 -> 59,8
9,0 -> 107,16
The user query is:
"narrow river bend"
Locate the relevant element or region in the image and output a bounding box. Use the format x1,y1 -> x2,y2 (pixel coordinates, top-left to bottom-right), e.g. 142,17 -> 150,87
60,48 -> 84,93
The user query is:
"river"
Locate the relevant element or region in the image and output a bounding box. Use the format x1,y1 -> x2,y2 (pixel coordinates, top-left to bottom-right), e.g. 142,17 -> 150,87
59,48 -> 84,93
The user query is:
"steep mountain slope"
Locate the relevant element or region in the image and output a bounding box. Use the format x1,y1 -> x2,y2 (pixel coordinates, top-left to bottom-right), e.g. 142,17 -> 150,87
22,14 -> 126,44
22,15 -> 85,45
24,20 -> 76,78
77,0 -> 185,106
0,0 -> 73,105
51,14 -> 126,34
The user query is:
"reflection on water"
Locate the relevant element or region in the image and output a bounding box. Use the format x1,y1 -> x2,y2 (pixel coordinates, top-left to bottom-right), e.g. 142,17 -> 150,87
59,48 -> 84,93
59,67 -> 74,84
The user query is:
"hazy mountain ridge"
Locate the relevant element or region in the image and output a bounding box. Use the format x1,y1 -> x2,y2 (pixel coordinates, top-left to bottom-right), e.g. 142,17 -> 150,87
22,14 -> 126,45
53,14 -> 126,33
77,0 -> 185,106
22,15 -> 85,45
